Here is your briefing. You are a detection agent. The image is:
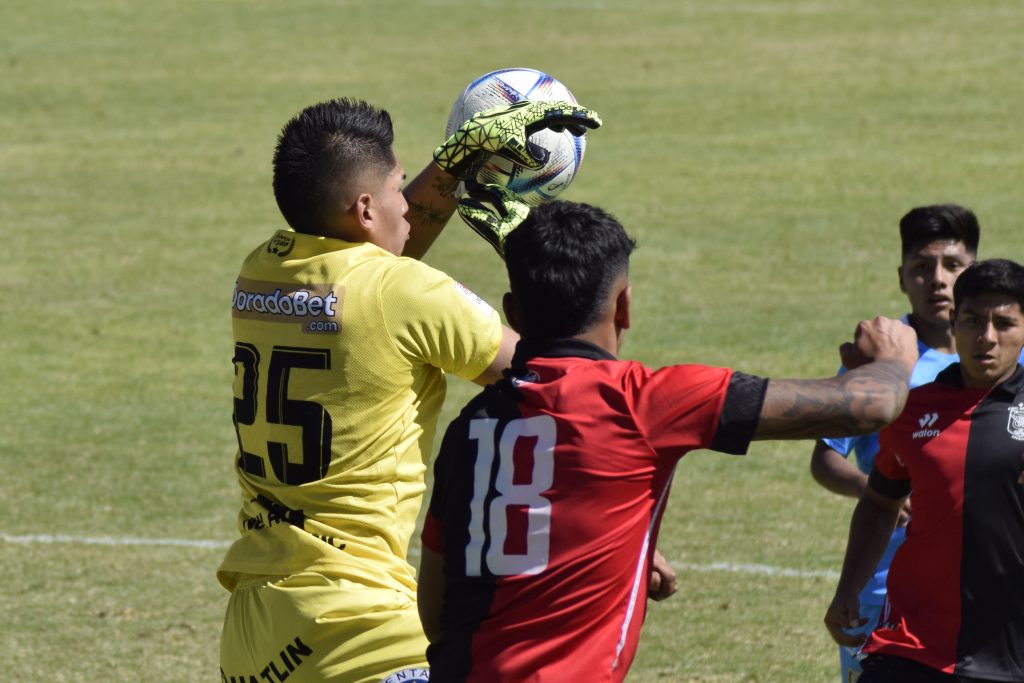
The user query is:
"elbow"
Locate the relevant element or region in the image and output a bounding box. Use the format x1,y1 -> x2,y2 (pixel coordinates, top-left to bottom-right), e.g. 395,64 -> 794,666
809,457 -> 827,487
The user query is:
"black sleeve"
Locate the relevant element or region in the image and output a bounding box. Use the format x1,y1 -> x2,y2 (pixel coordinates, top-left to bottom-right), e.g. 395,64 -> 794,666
710,371 -> 768,455
868,466 -> 911,500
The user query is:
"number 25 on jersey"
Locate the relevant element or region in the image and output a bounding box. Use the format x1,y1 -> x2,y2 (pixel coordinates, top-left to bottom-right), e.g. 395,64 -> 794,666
232,342 -> 333,486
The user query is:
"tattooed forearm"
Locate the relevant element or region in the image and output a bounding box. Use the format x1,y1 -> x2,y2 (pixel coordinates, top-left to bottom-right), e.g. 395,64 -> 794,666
432,173 -> 460,199
753,359 -> 911,440
408,201 -> 450,229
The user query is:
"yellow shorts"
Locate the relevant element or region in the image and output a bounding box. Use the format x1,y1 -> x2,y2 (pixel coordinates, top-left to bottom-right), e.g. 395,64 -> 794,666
219,572 -> 430,683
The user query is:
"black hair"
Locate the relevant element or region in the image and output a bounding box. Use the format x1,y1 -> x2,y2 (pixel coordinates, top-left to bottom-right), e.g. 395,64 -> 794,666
503,200 -> 636,338
272,98 -> 396,234
953,258 -> 1024,312
899,204 -> 980,261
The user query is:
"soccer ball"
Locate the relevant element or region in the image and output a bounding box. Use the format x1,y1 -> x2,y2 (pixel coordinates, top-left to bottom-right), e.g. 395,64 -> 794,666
445,67 -> 587,207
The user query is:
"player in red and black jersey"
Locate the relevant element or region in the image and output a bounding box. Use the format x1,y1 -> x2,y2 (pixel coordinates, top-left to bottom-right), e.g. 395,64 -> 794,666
826,258 -> 1024,683
418,194 -> 921,682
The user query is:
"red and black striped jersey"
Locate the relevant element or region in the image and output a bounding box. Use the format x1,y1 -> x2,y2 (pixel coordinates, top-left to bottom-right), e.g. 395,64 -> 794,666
866,364 -> 1024,681
422,338 -> 767,682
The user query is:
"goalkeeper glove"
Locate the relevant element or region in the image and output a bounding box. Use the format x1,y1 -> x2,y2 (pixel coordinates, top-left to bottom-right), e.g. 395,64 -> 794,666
434,100 -> 601,180
457,181 -> 531,256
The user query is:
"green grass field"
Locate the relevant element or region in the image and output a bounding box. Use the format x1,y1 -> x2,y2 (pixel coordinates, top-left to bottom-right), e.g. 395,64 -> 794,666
2,1 -> 1023,680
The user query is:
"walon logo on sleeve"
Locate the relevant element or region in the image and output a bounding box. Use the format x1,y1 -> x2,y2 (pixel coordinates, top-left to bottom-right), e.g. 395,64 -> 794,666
232,277 -> 343,334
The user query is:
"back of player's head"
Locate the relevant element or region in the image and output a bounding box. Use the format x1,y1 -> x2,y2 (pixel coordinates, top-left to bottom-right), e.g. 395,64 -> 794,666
953,258 -> 1024,311
273,98 -> 396,235
899,204 -> 980,261
503,200 -> 636,339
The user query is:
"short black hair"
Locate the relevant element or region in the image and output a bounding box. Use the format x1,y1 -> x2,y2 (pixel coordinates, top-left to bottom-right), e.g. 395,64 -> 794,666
503,200 -> 636,338
272,98 -> 396,234
899,204 -> 980,261
953,258 -> 1024,312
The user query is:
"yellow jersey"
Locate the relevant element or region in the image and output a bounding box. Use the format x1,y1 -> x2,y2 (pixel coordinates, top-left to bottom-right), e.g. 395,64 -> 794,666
218,230 -> 502,597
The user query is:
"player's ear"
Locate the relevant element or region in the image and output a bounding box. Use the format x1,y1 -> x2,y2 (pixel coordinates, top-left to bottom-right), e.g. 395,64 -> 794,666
614,285 -> 631,331
353,192 -> 374,230
897,264 -> 906,294
502,292 -> 523,334
333,192 -> 375,243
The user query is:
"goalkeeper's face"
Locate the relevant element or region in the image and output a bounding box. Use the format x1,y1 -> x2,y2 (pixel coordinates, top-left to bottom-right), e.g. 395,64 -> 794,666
365,160 -> 410,256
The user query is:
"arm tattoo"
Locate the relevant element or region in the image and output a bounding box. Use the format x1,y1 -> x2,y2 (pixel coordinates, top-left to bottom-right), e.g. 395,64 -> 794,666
432,174 -> 460,199
754,359 -> 911,440
407,201 -> 449,229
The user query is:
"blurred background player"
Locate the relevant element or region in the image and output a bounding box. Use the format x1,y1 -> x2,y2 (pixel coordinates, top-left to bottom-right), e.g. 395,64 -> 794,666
825,258 -> 1024,683
809,204 -> 980,681
417,192 -> 920,682
218,98 -> 599,682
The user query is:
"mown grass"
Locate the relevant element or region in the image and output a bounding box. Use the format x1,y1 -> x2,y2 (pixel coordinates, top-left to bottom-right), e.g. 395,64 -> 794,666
2,1 -> 1022,680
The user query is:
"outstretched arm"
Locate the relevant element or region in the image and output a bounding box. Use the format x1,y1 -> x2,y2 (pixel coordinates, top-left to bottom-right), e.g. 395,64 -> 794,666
824,486 -> 904,647
753,317 -> 918,440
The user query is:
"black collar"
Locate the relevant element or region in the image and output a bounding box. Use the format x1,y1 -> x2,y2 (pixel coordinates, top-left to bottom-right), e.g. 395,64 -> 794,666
510,337 -> 617,369
935,362 -> 1024,397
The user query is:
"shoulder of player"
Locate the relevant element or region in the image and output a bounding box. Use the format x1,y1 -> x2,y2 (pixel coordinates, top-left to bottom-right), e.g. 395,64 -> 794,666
616,361 -> 739,404
898,381 -> 947,415
440,381 -> 522,440
375,255 -> 459,293
883,380 -> 957,438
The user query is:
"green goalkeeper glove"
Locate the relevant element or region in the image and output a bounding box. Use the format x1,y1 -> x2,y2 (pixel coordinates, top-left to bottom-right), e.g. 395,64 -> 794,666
434,100 -> 602,180
457,181 -> 531,256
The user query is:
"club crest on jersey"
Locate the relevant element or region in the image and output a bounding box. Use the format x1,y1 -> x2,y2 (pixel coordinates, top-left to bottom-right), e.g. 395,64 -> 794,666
267,231 -> 296,258
1007,402 -> 1024,441
382,668 -> 429,683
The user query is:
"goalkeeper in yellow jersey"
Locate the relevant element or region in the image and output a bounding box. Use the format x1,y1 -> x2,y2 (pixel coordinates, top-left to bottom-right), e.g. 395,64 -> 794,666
218,97 -> 600,683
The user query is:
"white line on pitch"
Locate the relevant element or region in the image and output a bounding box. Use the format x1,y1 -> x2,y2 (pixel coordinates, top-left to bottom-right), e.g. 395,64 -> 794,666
1,532 -> 837,579
679,562 -> 839,580
0,532 -> 230,550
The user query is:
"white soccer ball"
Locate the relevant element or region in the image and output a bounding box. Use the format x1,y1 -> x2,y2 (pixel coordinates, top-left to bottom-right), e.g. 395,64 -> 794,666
445,67 -> 587,207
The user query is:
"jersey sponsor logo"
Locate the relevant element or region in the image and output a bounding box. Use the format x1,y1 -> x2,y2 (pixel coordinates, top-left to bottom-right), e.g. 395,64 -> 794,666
454,281 -> 495,317
381,668 -> 429,682
912,412 -> 940,439
1008,402 -> 1024,441
232,277 -> 343,334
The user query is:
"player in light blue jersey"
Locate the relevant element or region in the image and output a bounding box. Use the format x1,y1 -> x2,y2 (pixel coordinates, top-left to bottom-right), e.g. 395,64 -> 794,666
810,204 -> 980,682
